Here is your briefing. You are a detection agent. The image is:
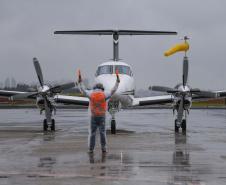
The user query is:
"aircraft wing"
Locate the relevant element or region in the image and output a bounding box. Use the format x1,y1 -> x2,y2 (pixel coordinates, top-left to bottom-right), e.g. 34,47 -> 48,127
130,95 -> 173,106
130,93 -> 220,107
54,95 -> 89,106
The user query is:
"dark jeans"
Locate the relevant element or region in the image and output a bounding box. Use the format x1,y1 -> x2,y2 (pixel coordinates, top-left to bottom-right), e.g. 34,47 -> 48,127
89,116 -> 106,151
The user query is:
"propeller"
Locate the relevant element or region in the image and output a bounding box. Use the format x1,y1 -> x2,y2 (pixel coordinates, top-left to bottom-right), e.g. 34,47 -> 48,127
32,58 -> 75,94
12,58 -> 75,125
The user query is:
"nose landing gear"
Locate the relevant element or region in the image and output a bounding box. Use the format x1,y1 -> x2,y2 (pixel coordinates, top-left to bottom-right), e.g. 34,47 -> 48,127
108,100 -> 121,134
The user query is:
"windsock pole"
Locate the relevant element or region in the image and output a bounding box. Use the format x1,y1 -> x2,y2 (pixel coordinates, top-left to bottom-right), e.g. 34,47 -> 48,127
164,36 -> 190,87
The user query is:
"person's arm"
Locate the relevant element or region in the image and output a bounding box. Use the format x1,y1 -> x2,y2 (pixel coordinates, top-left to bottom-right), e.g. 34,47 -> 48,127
105,71 -> 120,99
110,80 -> 119,96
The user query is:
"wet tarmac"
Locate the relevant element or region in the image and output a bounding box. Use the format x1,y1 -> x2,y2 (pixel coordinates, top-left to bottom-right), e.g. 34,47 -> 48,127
0,108 -> 226,184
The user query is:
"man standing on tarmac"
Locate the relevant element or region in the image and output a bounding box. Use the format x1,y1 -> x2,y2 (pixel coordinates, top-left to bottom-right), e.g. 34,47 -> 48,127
77,70 -> 120,154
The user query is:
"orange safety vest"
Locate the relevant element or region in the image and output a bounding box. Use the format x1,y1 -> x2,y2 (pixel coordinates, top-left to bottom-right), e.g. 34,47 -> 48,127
90,91 -> 107,116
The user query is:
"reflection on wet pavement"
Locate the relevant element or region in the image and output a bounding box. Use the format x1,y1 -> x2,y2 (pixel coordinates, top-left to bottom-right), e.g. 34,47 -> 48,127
0,109 -> 226,184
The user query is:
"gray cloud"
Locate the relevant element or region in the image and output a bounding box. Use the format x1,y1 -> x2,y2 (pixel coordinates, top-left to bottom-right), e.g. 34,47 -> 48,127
0,0 -> 226,90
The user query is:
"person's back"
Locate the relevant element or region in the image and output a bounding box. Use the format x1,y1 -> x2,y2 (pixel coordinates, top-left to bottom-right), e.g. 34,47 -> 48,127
90,91 -> 107,117
77,70 -> 120,154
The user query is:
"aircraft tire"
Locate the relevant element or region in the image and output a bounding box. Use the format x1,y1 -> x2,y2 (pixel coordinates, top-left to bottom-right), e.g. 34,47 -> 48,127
43,119 -> 48,131
182,119 -> 186,134
174,119 -> 179,133
111,119 -> 116,134
51,119 -> 55,131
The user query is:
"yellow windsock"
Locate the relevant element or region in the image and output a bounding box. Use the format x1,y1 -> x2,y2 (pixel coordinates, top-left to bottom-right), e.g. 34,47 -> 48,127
164,41 -> 189,57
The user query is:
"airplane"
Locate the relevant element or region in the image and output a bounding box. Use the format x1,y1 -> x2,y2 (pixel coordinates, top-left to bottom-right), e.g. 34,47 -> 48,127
53,29 -> 179,134
150,37 -> 219,133
0,58 -> 75,131
1,30 -> 226,133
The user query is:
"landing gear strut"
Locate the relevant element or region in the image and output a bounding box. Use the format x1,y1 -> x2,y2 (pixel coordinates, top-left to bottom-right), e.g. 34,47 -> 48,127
108,100 -> 121,135
111,119 -> 116,134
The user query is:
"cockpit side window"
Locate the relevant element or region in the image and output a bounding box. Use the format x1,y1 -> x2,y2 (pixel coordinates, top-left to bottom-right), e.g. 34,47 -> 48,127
96,65 -> 113,76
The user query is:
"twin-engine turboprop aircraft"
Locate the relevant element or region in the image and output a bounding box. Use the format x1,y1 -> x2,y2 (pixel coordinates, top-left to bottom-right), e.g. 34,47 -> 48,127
1,30 -> 226,133
53,29 -> 178,133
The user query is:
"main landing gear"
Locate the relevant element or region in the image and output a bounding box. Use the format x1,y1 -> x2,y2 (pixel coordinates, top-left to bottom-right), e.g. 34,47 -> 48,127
43,119 -> 55,131
175,119 -> 186,134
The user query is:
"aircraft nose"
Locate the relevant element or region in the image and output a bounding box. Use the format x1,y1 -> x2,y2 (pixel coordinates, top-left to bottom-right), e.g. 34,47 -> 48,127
96,74 -> 134,94
95,75 -> 115,92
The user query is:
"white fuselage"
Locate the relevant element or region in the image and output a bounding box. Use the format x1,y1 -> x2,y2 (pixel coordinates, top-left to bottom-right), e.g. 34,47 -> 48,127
94,61 -> 135,106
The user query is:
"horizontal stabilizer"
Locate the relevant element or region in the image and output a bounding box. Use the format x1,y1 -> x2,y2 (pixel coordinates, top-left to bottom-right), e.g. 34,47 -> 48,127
54,30 -> 177,36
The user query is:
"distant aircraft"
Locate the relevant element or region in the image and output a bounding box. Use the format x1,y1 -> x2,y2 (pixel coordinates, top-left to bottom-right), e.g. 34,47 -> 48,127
1,30 -> 225,133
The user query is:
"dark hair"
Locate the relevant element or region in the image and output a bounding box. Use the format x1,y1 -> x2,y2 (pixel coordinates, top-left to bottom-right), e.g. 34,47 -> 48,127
93,83 -> 104,91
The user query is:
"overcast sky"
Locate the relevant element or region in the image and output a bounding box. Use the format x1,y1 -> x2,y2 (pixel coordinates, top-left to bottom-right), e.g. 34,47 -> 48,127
0,0 -> 226,90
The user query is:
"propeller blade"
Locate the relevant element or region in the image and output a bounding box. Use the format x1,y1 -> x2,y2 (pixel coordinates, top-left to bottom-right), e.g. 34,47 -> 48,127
33,57 -> 44,87
183,56 -> 189,86
177,97 -> 184,123
12,92 -> 38,100
193,90 -> 218,98
150,86 -> 178,93
190,88 -> 201,93
50,82 -> 75,93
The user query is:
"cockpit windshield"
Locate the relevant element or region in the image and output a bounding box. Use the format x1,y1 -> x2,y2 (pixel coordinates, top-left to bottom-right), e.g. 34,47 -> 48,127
115,65 -> 132,76
96,65 -> 113,75
96,65 -> 133,76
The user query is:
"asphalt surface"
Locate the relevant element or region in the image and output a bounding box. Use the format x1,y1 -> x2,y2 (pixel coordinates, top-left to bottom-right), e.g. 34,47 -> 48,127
0,108 -> 226,185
